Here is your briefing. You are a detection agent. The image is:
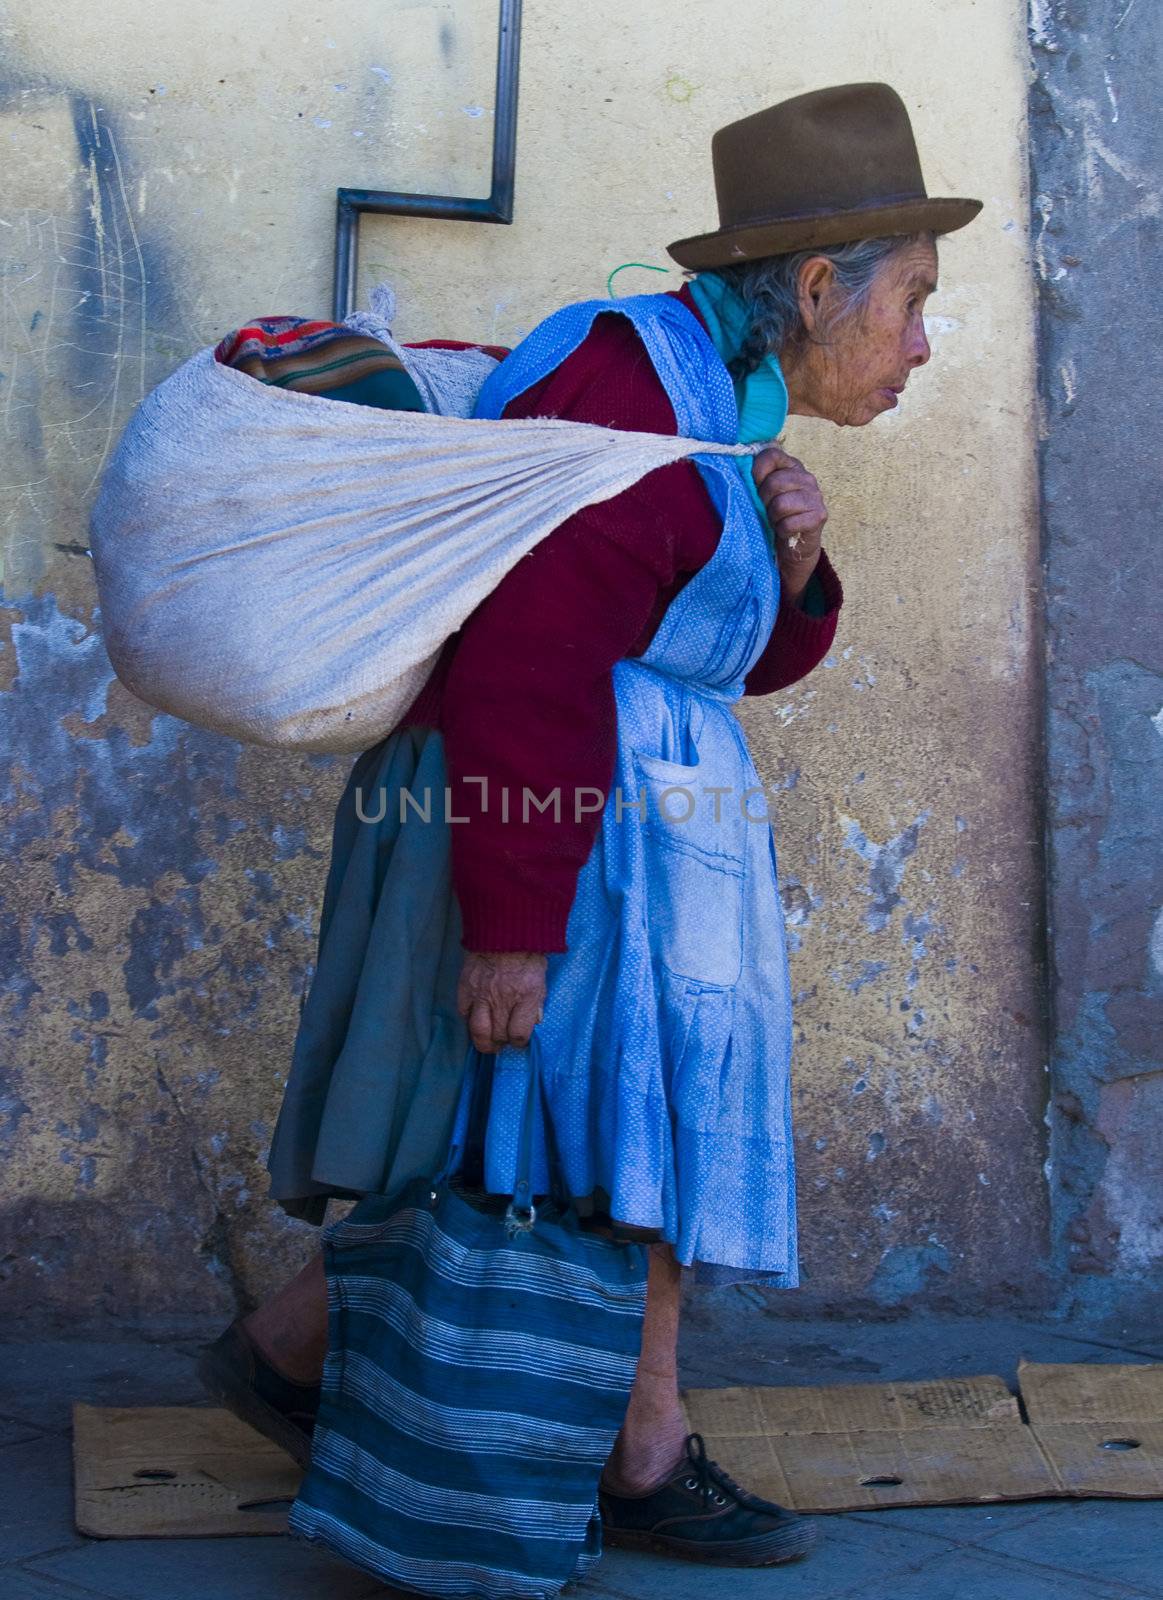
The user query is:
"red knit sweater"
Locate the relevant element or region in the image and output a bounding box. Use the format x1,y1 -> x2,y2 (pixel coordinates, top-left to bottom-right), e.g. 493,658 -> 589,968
402,285 -> 843,952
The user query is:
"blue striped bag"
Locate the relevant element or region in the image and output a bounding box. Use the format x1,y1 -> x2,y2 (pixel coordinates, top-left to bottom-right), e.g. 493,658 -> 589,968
289,1054 -> 648,1599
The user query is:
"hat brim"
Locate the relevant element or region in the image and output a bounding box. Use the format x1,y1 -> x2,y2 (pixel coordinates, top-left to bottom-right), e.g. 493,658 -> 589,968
666,196 -> 983,270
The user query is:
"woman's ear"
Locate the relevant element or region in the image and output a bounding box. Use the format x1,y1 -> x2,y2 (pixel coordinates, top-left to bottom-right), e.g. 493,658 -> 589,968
797,256 -> 837,340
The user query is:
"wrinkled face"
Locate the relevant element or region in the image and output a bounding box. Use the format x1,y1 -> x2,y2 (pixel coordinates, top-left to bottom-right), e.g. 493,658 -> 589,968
790,237 -> 939,427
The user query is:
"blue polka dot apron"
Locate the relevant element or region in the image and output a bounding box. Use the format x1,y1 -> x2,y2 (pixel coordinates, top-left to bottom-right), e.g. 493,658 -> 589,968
471,294 -> 798,1283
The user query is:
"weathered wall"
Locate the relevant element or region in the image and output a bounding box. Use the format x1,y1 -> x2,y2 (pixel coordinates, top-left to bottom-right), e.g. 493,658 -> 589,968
1030,0 -> 1163,1314
0,0 -> 1045,1330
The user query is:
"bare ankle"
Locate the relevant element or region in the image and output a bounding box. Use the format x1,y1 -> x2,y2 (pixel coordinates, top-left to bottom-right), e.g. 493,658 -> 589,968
602,1419 -> 689,1497
242,1313 -> 324,1386
238,1255 -> 328,1385
601,1447 -> 687,1497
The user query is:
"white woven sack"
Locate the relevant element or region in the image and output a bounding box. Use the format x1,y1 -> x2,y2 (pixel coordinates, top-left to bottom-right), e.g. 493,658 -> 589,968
90,300 -> 756,753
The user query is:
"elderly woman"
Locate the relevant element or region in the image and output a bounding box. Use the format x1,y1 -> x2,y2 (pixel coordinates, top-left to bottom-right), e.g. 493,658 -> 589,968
200,82 -> 980,1571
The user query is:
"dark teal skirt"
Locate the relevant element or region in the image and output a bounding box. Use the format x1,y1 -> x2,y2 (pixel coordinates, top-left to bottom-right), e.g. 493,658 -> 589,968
267,726 -> 469,1223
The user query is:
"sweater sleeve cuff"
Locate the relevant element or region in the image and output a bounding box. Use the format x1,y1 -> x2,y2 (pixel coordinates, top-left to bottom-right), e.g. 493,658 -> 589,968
776,557 -> 842,645
457,887 -> 572,954
812,546 -> 844,613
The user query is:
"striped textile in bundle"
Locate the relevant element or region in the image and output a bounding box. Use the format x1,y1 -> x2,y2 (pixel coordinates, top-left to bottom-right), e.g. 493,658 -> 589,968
214,316 -> 426,408
214,314 -> 512,409
290,1182 -> 648,1600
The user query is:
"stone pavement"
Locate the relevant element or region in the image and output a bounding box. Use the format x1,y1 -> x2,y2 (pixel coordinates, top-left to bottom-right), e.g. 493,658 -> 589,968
2,1306 -> 1161,1600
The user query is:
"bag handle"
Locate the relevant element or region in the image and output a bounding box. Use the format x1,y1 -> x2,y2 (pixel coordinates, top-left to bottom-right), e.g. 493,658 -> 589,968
432,1048 -> 544,1232
505,1052 -> 541,1231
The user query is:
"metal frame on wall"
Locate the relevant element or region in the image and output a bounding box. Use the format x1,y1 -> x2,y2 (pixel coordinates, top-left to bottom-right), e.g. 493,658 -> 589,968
332,0 -> 522,320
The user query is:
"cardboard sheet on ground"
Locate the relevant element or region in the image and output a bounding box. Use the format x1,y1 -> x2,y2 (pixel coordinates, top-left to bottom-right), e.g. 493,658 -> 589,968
73,1362 -> 1163,1537
682,1361 -> 1163,1512
72,1404 -> 301,1538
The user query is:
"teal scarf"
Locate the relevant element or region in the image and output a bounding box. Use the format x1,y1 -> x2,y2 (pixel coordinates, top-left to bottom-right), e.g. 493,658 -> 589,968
687,272 -> 789,547
686,274 -> 828,617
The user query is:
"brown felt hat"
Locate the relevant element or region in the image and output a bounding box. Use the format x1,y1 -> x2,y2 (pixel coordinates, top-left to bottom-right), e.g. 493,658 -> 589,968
667,82 -> 982,270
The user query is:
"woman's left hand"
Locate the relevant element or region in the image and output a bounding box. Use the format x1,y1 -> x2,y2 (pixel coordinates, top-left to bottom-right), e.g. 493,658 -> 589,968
752,445 -> 827,606
457,950 -> 548,1055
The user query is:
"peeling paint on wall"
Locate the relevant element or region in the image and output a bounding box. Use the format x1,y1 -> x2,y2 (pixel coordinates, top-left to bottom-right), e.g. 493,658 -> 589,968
0,590 -> 344,1325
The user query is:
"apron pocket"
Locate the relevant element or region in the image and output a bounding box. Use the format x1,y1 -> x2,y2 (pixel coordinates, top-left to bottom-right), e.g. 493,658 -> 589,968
632,751 -> 746,989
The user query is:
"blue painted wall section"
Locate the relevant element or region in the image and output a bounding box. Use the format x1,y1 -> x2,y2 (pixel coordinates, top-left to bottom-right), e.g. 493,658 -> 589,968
0,589 -> 343,1328
1030,0 -> 1163,1311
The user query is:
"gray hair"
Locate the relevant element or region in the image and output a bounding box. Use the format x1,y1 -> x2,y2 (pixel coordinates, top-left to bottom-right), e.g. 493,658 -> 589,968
710,233 -> 931,381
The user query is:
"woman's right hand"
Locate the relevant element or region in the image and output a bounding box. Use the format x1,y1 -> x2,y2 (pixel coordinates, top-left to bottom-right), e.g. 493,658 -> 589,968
752,445 -> 827,604
457,951 -> 548,1054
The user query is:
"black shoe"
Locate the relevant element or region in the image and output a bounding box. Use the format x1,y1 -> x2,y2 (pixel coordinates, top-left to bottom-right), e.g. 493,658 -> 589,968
196,1320 -> 320,1470
599,1433 -> 817,1566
